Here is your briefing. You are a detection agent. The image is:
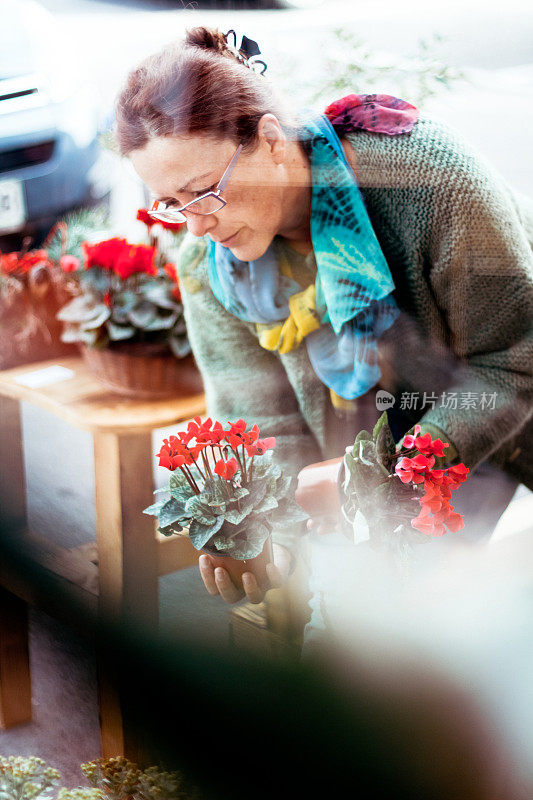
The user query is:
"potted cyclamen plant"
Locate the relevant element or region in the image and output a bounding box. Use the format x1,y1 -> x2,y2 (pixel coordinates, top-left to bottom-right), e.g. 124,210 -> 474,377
144,417 -> 308,590
0,222 -> 77,369
297,413 -> 469,569
56,211 -> 202,398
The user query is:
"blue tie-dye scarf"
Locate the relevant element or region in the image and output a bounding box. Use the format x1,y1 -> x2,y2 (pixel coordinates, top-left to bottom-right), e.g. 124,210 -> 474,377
207,111 -> 401,399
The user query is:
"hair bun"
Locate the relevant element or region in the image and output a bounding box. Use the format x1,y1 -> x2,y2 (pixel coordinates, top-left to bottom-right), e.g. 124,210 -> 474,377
185,26 -> 232,57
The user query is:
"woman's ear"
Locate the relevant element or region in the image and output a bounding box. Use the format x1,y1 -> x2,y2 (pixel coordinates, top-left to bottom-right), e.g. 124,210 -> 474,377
257,113 -> 286,164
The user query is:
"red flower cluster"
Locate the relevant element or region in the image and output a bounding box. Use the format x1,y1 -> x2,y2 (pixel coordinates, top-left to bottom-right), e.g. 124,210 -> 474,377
157,434 -> 206,470
156,417 -> 277,486
137,208 -> 185,233
402,424 -> 448,458
82,237 -> 157,280
222,419 -> 276,456
0,249 -> 49,275
395,425 -> 469,537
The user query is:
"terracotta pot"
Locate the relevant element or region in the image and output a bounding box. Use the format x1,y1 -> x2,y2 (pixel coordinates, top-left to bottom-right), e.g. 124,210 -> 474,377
79,342 -> 203,399
203,536 -> 273,593
295,456 -> 343,518
0,292 -> 76,370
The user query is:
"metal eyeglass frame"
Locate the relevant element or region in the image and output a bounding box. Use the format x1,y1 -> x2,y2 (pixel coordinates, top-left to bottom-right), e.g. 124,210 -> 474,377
149,143 -> 244,223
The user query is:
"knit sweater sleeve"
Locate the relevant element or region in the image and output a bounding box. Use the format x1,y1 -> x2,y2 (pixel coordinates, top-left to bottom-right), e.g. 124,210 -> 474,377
420,162 -> 533,471
175,234 -> 323,559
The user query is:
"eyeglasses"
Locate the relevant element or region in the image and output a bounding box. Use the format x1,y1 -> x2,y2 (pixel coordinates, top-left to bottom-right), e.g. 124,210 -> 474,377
149,143 -> 244,224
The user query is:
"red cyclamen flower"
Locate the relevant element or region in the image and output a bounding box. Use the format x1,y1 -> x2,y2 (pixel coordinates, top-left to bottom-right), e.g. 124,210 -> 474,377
412,433 -> 449,458
393,426 -> 469,537
395,453 -> 435,484
158,219 -> 185,233
401,424 -> 421,450
445,463 -> 470,489
225,419 -> 262,449
402,424 -> 449,457
412,502 -> 465,536
82,238 -> 128,270
81,238 -> 157,279
1,250 -> 50,275
245,437 -> 276,456
113,243 -> 157,280
156,436 -> 194,470
214,458 -> 239,481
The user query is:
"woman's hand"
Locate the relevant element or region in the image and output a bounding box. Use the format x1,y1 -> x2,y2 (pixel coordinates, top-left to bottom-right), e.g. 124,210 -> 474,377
198,543 -> 292,605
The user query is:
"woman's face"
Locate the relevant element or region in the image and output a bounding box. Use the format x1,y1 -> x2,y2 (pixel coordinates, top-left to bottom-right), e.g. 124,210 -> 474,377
130,115 -> 308,262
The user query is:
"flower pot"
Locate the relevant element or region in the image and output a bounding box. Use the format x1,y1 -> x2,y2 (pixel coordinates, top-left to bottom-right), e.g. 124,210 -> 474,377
295,457 -> 343,518
0,290 -> 76,371
79,342 -> 203,399
203,536 -> 273,594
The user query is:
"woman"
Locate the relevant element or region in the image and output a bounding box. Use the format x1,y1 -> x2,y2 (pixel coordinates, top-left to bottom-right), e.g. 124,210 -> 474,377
115,26 -> 533,609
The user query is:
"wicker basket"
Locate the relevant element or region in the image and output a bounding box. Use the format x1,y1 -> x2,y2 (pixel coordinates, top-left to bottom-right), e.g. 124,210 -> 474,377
80,342 -> 203,399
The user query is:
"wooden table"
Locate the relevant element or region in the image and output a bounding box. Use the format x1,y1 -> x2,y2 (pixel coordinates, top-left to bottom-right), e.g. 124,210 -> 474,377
0,356 -> 205,757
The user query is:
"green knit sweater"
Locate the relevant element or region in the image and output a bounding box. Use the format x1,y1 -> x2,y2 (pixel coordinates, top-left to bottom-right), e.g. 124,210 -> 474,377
176,115 -> 533,551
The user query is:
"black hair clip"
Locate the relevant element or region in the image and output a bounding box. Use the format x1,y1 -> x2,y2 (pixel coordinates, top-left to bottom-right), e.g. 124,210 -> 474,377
223,29 -> 268,75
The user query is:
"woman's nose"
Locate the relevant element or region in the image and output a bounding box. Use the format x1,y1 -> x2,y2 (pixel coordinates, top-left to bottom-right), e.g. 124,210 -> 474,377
185,213 -> 217,238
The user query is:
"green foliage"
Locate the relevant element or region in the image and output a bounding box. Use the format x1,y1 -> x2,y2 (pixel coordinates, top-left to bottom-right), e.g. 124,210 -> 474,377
57,270 -> 188,355
159,497 -> 188,528
145,454 -> 308,560
275,28 -> 466,110
188,514 -> 225,550
45,206 -> 109,263
54,217 -> 190,356
319,29 -> 466,108
342,412 -> 424,551
212,518 -> 270,560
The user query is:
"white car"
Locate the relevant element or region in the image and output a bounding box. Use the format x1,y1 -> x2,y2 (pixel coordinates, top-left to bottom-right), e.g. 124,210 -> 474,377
0,0 -> 110,242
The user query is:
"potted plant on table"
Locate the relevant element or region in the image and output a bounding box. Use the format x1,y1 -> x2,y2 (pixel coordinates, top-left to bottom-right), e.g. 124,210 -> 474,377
144,417 -> 308,590
0,225 -> 75,370
0,208 -> 111,371
55,213 -> 201,398
297,413 -> 469,570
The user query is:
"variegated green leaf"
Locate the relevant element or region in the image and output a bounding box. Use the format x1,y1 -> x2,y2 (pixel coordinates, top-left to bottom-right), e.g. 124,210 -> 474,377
188,514 -> 224,550
159,497 -> 187,527
224,503 -> 254,525
143,500 -> 166,516
106,320 -> 135,341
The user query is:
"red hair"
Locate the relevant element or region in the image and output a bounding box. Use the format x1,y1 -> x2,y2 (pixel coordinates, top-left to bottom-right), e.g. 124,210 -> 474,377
114,27 -> 290,155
